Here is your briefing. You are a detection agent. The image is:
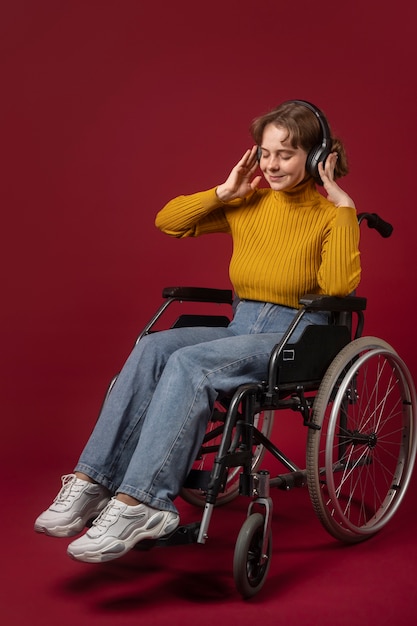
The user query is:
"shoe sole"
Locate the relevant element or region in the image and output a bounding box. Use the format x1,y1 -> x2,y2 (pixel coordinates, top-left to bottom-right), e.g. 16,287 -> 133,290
67,515 -> 180,562
34,517 -> 86,537
34,499 -> 111,538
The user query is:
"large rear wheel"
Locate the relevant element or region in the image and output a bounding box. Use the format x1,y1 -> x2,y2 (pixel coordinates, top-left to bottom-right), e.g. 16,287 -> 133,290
307,337 -> 417,543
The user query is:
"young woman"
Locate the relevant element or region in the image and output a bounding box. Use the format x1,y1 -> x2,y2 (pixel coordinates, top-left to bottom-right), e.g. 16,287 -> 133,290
35,100 -> 361,563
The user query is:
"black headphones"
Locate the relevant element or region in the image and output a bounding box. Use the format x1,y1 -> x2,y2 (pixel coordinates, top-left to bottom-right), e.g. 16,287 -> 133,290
257,99 -> 332,185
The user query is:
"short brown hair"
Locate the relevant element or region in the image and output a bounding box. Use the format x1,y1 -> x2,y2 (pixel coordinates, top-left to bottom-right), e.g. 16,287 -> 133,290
250,101 -> 349,178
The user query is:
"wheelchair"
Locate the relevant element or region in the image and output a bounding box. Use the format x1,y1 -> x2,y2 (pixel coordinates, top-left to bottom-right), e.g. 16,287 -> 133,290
113,212 -> 417,598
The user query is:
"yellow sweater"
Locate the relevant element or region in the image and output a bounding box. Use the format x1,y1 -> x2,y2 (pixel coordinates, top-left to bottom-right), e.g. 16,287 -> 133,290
155,179 -> 361,309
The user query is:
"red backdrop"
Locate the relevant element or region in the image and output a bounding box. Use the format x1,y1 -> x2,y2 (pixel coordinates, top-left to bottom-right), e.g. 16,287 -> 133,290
1,0 -> 416,470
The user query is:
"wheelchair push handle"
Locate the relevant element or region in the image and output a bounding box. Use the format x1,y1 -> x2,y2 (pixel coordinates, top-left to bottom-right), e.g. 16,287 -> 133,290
358,212 -> 393,238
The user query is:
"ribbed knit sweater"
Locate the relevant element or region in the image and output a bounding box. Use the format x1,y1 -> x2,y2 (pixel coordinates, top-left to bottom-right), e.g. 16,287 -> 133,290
155,179 -> 361,309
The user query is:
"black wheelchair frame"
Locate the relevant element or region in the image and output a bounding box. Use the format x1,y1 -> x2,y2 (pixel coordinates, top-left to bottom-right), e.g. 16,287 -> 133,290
123,212 -> 416,598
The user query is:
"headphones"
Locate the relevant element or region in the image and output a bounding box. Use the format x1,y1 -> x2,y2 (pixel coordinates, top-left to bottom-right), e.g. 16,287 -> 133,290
257,99 -> 332,185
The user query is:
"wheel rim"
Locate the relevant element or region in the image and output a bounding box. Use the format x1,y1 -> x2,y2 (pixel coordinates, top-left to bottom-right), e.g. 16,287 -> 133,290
245,526 -> 268,587
323,348 -> 416,535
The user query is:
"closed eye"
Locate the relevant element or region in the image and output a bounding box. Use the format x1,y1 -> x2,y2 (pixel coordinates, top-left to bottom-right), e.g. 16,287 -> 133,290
259,150 -> 295,160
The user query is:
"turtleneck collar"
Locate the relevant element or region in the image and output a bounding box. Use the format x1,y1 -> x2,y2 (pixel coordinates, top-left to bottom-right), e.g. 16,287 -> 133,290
275,177 -> 319,204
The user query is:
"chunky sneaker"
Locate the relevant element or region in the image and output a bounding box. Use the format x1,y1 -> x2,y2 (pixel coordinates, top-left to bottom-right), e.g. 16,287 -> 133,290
34,474 -> 110,537
67,498 -> 180,563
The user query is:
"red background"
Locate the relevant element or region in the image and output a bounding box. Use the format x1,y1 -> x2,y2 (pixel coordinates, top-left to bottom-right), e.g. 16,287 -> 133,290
2,0 -> 416,464
1,2 -> 416,624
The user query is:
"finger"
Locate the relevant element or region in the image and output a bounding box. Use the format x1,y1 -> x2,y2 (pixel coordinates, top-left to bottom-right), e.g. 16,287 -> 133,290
318,161 -> 333,188
250,175 -> 262,190
323,154 -> 336,181
246,146 -> 259,168
248,156 -> 260,173
326,152 -> 338,172
318,161 -> 328,179
235,149 -> 252,168
239,149 -> 259,176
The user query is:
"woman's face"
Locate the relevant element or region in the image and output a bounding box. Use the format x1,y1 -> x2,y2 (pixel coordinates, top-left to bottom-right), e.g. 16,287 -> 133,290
258,123 -> 308,191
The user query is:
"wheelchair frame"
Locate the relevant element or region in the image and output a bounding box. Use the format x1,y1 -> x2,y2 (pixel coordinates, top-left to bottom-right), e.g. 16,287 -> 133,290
124,213 -> 417,598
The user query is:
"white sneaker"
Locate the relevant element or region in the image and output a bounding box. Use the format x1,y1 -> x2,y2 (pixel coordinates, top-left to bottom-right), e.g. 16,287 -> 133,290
34,474 -> 110,537
67,498 -> 180,563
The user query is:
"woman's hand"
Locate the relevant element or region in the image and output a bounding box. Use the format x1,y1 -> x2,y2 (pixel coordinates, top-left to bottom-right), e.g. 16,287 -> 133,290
216,146 -> 262,202
319,152 -> 355,209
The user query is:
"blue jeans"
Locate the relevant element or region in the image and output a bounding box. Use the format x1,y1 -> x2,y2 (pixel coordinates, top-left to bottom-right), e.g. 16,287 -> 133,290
75,300 -> 328,513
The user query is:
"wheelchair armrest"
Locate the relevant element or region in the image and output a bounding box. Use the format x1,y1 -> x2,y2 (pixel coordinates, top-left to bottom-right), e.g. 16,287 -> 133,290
162,286 -> 234,305
299,293 -> 367,312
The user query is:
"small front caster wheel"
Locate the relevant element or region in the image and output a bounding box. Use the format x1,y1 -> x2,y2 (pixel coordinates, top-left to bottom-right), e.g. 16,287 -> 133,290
233,513 -> 272,598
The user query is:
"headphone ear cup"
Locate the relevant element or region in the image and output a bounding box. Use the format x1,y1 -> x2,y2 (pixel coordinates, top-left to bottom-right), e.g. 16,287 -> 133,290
306,146 -> 331,185
256,146 -> 262,163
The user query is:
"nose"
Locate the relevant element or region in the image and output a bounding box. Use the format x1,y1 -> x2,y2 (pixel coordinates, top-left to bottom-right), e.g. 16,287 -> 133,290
265,154 -> 280,170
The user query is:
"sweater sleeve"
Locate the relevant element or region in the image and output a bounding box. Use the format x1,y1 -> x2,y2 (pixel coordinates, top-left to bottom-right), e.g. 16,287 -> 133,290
155,187 -> 231,238
318,206 -> 361,296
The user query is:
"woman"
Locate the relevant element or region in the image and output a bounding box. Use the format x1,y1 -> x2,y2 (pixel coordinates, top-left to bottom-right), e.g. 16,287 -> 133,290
35,100 -> 361,563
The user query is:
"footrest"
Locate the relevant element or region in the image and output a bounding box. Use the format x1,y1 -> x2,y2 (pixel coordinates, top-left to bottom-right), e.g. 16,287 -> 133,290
133,522 -> 201,550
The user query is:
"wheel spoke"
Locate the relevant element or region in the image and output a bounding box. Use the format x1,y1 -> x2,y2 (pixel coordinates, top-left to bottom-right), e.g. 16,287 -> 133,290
307,339 -> 417,542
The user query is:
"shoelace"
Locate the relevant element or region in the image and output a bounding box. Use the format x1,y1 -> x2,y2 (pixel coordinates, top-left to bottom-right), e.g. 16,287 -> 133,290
54,474 -> 83,505
91,500 -> 123,533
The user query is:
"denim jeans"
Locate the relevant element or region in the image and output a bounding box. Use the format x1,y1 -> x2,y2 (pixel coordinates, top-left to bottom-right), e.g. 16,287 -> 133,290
75,300 -> 328,513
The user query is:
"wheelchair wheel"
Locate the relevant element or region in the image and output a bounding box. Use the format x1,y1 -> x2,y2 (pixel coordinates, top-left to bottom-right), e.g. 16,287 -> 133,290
233,513 -> 272,599
307,337 -> 417,543
181,405 -> 274,507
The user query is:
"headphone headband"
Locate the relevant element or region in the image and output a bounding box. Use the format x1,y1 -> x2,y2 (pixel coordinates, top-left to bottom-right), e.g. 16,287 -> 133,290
285,100 -> 332,184
286,99 -> 331,151
257,99 -> 332,185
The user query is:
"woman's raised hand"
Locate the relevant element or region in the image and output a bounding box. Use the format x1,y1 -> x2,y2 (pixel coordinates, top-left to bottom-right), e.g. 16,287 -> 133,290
216,146 -> 262,202
318,152 -> 355,209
